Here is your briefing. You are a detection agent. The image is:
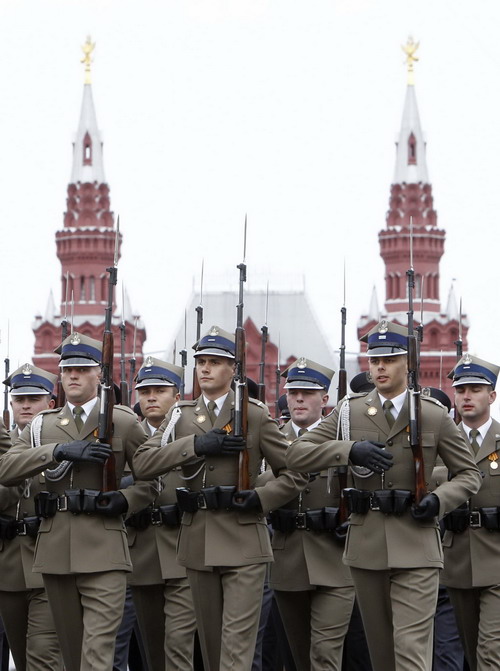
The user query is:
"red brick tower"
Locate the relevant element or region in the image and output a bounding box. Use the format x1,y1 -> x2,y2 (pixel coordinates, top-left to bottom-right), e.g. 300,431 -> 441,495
32,38 -> 146,387
358,39 -> 467,400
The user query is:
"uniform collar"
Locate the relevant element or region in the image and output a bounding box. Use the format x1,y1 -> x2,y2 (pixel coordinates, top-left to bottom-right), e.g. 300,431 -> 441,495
291,417 -> 322,437
378,389 -> 406,417
67,396 -> 98,422
462,417 -> 493,446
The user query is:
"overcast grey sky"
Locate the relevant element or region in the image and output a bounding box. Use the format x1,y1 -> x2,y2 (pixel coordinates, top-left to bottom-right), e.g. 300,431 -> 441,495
1,1 -> 499,388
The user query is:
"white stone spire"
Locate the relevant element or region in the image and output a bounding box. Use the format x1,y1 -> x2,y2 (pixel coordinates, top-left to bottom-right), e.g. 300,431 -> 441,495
70,83 -> 105,184
44,290 -> 57,322
393,83 -> 429,184
368,285 -> 380,321
445,282 -> 459,320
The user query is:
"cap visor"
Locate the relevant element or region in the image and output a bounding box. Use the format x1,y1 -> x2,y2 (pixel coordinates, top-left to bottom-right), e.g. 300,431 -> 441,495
193,347 -> 235,359
10,387 -> 50,395
59,357 -> 100,367
135,378 -> 175,389
452,376 -> 493,387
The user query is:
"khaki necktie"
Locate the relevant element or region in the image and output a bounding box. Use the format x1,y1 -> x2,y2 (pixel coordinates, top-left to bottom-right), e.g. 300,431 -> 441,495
383,400 -> 395,428
207,400 -> 217,426
73,406 -> 85,432
469,429 -> 480,455
298,428 -> 308,437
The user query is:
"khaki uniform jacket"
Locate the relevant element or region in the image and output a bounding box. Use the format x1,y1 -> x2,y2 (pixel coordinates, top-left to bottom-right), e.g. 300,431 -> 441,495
0,403 -> 155,574
261,421 -> 352,591
440,419 -> 500,588
127,419 -> 187,585
286,393 -> 481,571
133,392 -> 308,570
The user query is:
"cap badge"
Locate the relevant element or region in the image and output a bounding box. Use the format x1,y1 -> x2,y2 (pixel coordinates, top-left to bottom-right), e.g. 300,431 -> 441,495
209,326 -> 219,336
22,364 -> 32,376
145,356 -> 153,367
367,406 -> 378,416
70,332 -> 81,345
463,353 -> 472,365
297,357 -> 307,369
378,320 -> 389,334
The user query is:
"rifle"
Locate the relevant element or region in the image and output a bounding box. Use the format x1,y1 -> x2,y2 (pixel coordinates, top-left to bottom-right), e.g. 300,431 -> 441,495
453,298 -> 463,425
234,218 -> 250,491
119,284 -> 129,407
192,260 -> 204,400
407,217 -> 426,505
2,326 -> 9,430
179,311 -> 187,400
98,219 -> 119,492
275,336 -> 281,421
56,273 -> 70,407
336,265 -> 348,523
128,316 -> 138,407
257,283 -> 269,404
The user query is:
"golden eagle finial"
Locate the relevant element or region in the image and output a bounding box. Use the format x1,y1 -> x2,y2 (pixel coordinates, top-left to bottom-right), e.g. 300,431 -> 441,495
402,35 -> 419,85
80,36 -> 96,85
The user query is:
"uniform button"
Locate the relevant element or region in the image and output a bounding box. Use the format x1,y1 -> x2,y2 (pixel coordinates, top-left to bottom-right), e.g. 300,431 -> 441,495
182,451 -> 187,456
305,488 -> 311,494
209,465 -> 214,471
41,455 -> 47,462
387,440 -> 393,446
335,454 -> 340,460
387,482 -> 393,487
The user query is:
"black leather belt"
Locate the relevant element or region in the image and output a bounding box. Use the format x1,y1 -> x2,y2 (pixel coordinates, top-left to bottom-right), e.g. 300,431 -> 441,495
126,504 -> 181,530
0,514 -> 40,539
176,486 -> 237,513
443,505 -> 500,532
344,488 -> 413,516
35,489 -> 102,517
269,507 -> 339,533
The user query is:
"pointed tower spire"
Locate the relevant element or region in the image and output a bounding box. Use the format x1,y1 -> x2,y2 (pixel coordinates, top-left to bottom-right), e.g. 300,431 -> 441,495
44,290 -> 56,322
367,285 -> 380,321
445,282 -> 459,320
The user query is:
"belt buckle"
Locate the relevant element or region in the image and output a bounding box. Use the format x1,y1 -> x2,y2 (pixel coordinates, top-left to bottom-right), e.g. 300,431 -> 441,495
151,508 -> 162,526
197,493 -> 207,510
17,522 -> 27,536
295,512 -> 307,530
369,495 -> 380,512
469,510 -> 481,529
57,496 -> 68,512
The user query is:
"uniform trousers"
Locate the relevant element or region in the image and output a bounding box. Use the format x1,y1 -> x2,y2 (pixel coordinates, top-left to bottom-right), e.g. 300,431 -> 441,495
187,563 -> 267,671
0,588 -> 62,671
447,583 -> 500,671
132,578 -> 197,671
274,586 -> 354,671
350,566 -> 439,671
43,570 -> 127,671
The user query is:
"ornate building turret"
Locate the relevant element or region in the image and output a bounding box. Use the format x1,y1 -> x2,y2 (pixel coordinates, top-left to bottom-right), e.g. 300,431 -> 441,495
33,37 -> 146,387
358,38 -> 468,399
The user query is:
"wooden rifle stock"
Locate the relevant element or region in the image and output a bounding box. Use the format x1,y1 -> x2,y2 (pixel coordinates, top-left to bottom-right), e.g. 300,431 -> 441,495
234,325 -> 249,491
99,330 -> 116,491
407,336 -> 426,505
3,357 -> 9,430
336,304 -> 348,523
257,325 -> 268,404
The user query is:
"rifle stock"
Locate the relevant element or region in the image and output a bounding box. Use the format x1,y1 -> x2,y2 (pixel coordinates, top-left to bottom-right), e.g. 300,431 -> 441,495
337,304 -> 348,523
234,324 -> 249,491
3,357 -> 9,430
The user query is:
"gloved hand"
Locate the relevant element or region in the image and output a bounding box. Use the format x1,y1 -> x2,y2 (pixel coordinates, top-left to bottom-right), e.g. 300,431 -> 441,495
53,441 -> 113,464
194,429 -> 245,457
349,441 -> 393,472
411,493 -> 439,521
333,520 -> 349,544
96,491 -> 129,517
232,490 -> 262,512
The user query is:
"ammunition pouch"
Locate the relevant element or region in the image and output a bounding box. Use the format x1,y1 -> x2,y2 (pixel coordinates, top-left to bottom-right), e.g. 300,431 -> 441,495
126,504 -> 181,530
0,515 -> 17,540
34,492 -> 59,518
443,505 -> 500,532
35,489 -> 101,517
269,507 -> 340,533
17,516 -> 41,538
0,514 -> 41,539
344,488 -> 413,516
176,486 -> 237,513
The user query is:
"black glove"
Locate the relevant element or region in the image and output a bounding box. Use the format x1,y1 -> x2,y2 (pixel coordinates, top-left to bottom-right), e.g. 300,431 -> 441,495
194,429 -> 245,457
411,493 -> 439,521
349,441 -> 393,472
53,441 -> 113,464
333,520 -> 349,544
231,490 -> 262,512
96,491 -> 129,517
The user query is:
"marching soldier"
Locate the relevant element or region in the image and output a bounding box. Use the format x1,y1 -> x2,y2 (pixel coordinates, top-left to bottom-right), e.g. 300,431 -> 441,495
133,326 -> 307,671
0,333 -> 155,671
261,358 -> 354,670
439,355 -> 500,670
127,356 -> 197,671
0,365 -> 62,670
286,321 -> 481,671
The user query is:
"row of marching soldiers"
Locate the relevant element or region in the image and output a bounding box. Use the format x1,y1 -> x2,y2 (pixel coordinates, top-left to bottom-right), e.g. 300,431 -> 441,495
0,320 -> 494,671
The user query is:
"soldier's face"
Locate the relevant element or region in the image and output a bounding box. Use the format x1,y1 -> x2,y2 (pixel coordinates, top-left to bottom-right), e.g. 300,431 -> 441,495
286,388 -> 328,429
368,355 -> 408,398
61,366 -> 101,405
454,384 -> 495,426
195,356 -> 235,399
137,386 -> 180,429
10,394 -> 55,431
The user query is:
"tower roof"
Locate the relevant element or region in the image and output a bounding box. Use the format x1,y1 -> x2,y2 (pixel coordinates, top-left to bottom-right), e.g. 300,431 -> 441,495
70,83 -> 105,184
393,83 -> 428,185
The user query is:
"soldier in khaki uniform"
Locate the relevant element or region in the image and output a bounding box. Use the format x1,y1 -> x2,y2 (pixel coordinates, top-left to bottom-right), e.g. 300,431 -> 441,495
127,356 -> 196,671
438,355 -> 500,670
286,321 -> 481,671
261,358 -> 354,670
133,326 -> 307,671
0,333 -> 155,671
0,365 -> 62,671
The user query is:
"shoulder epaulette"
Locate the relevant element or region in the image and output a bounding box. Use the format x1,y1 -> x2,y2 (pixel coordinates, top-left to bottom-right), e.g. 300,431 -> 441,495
39,408 -> 60,416
248,398 -> 265,408
421,395 -> 444,408
177,399 -> 197,407
113,405 -> 137,417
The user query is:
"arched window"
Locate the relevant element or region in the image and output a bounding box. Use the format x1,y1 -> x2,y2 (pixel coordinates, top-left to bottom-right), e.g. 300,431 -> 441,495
83,132 -> 92,165
89,276 -> 96,302
408,132 -> 417,165
80,276 -> 86,301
